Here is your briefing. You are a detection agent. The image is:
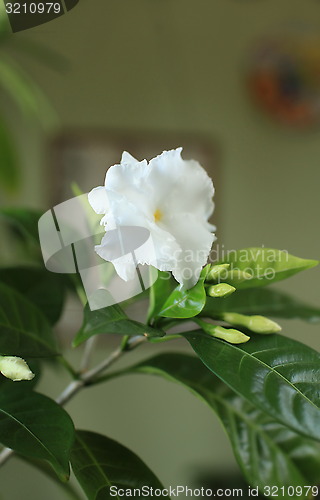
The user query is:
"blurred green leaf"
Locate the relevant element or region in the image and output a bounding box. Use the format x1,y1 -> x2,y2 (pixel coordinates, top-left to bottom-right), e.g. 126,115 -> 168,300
125,353 -> 320,493
157,266 -> 209,319
0,207 -> 42,247
217,248 -> 318,289
0,57 -> 55,127
0,385 -> 74,481
71,430 -> 168,500
0,266 -> 66,325
185,331 -> 320,441
73,297 -> 165,347
0,117 -> 19,191
8,37 -> 68,73
0,11 -> 10,41
0,282 -> 58,357
201,287 -> 320,323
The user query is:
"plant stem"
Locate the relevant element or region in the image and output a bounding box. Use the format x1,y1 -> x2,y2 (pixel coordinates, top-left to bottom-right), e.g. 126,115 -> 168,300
0,327 -> 182,468
70,274 -> 97,372
58,335 -> 147,405
79,336 -> 97,373
148,334 -> 182,343
58,356 -> 78,379
0,335 -> 148,467
69,274 -> 87,307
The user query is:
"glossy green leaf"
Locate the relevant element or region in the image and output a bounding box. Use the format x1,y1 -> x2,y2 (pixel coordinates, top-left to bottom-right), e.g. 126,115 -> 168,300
71,430 -> 168,500
157,266 -> 209,319
0,118 -> 19,192
73,301 -> 165,347
217,248 -> 318,289
0,266 -> 66,325
0,386 -> 74,481
147,269 -> 176,323
124,353 -> 320,492
185,331 -> 320,441
202,287 -> 320,323
0,282 -> 58,357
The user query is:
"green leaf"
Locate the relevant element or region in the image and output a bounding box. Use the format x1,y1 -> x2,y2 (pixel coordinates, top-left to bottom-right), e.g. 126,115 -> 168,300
73,300 -> 165,347
71,430 -> 168,500
0,386 -> 74,481
0,117 -> 19,192
202,287 -> 320,323
157,266 -> 209,319
18,456 -> 83,500
0,207 -> 42,248
0,266 -> 66,325
217,248 -> 318,289
0,57 -> 55,127
185,331 -> 320,442
0,12 -> 10,40
124,353 -> 320,491
147,269 -> 176,323
0,282 -> 58,357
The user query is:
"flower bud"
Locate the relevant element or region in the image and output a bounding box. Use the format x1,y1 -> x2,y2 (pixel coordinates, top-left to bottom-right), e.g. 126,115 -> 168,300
195,318 -> 250,344
211,325 -> 250,344
207,264 -> 230,281
207,283 -> 236,298
224,269 -> 253,282
0,356 -> 35,382
220,312 -> 281,334
248,315 -> 282,334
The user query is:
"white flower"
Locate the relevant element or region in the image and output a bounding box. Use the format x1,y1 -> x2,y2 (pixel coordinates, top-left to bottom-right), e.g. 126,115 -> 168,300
0,356 -> 34,382
88,147 -> 216,288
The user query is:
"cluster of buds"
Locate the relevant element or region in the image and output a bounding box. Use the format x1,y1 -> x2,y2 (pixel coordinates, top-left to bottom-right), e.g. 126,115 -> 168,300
206,263 -> 252,298
201,263 -> 282,344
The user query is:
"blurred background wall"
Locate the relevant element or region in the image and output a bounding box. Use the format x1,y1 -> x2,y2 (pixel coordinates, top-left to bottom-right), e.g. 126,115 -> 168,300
0,0 -> 319,498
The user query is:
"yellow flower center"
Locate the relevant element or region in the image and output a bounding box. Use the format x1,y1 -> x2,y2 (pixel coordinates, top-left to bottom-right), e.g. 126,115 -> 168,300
153,208 -> 162,222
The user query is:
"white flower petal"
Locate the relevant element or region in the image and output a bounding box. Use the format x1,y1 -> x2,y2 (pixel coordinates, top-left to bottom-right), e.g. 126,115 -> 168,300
106,160 -> 148,193
96,223 -> 180,281
134,223 -> 181,271
164,213 -> 216,288
103,192 -> 152,229
111,256 -> 137,281
121,151 -> 139,165
105,161 -> 154,218
148,148 -> 214,221
88,186 -> 109,215
89,147 -> 216,288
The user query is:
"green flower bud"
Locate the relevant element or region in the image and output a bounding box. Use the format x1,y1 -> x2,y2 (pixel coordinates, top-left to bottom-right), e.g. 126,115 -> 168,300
225,269 -> 253,282
212,325 -> 250,344
248,315 -> 282,334
194,318 -> 250,344
220,312 -> 281,334
0,356 -> 35,382
207,264 -> 230,281
207,283 -> 236,298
